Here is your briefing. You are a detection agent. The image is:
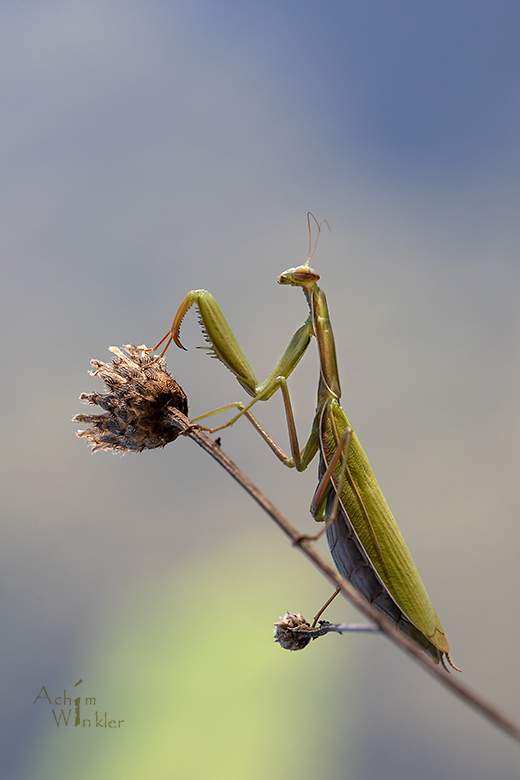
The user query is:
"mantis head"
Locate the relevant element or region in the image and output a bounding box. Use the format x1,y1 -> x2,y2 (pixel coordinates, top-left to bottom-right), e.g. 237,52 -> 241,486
277,265 -> 320,288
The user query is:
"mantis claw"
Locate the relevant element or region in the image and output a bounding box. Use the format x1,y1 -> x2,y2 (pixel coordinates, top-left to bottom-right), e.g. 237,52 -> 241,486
291,530 -> 321,548
173,331 -> 187,351
172,293 -> 198,352
182,422 -> 202,436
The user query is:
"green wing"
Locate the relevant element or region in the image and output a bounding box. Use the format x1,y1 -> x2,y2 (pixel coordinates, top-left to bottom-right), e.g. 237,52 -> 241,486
321,399 -> 449,654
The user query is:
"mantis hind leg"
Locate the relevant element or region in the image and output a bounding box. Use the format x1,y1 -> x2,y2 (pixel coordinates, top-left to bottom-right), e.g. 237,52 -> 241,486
293,425 -> 370,627
306,426 -> 354,541
311,587 -> 341,627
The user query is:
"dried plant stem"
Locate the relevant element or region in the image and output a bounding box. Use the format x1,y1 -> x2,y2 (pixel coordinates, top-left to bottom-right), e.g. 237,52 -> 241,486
167,407 -> 520,745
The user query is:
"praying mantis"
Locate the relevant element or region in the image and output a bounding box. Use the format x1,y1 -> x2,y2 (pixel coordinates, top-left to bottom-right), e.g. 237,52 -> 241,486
153,216 -> 456,669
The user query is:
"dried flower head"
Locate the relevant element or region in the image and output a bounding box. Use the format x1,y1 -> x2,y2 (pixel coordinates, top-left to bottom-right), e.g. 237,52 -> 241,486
74,345 -> 188,453
273,612 -> 315,651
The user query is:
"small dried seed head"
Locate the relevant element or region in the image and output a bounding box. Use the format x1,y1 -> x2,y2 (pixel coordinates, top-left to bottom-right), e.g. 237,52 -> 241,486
273,612 -> 314,651
73,345 -> 188,453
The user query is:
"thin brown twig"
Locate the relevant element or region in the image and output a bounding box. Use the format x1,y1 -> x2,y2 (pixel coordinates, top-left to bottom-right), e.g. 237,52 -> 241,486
74,346 -> 520,745
167,407 -> 520,746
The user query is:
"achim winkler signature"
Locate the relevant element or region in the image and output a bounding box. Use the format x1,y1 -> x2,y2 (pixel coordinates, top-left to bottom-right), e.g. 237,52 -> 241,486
33,679 -> 124,728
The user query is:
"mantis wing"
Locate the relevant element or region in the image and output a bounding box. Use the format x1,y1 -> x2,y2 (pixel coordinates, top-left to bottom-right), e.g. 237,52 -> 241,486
321,399 -> 449,661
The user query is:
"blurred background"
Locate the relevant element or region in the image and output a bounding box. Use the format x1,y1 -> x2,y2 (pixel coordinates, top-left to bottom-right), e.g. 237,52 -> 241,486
2,1 -> 520,777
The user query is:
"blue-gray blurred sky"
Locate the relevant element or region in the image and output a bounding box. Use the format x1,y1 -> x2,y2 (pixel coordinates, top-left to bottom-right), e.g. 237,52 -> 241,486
2,2 -> 520,778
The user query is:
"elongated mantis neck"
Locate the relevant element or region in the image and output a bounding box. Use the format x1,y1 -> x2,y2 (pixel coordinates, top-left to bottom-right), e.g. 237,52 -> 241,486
303,284 -> 342,402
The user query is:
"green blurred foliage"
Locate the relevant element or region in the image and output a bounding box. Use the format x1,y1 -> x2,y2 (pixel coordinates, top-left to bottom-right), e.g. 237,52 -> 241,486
26,535 -> 351,780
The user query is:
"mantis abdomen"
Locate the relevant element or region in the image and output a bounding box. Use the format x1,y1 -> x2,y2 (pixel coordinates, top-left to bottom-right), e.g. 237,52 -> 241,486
324,482 -> 444,662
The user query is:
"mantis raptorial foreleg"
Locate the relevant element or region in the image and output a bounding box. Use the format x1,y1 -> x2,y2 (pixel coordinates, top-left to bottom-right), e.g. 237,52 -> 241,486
153,289 -> 320,471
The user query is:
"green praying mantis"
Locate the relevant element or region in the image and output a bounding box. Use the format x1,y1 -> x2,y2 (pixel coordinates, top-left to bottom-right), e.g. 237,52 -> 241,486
153,216 -> 456,669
